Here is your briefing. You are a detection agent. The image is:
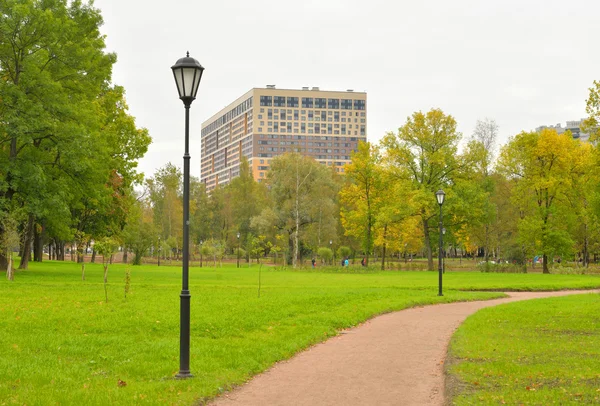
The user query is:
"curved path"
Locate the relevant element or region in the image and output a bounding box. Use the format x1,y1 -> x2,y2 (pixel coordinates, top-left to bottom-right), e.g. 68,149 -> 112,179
210,290 -> 599,406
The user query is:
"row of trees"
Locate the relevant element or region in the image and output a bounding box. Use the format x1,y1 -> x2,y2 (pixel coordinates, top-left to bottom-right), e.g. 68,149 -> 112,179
3,3 -> 600,274
137,80 -> 600,274
0,0 -> 151,274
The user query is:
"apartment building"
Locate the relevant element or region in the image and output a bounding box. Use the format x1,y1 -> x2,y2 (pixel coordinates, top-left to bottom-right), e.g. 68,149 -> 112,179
200,86 -> 367,191
536,119 -> 590,142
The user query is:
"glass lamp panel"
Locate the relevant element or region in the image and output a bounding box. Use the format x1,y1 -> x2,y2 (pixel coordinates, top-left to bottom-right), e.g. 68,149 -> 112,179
173,68 -> 185,98
182,67 -> 197,98
436,190 -> 445,205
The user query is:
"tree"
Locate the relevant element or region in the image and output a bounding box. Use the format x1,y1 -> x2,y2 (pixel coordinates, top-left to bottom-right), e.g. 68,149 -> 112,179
381,109 -> 471,270
121,199 -> 156,265
253,153 -> 337,267
339,142 -> 386,266
94,237 -> 119,302
0,1 -> 149,270
582,80 -> 600,141
497,129 -> 590,273
468,119 -> 500,263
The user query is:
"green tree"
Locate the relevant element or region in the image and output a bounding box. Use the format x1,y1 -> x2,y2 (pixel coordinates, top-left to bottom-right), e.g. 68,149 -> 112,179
339,142 -> 385,266
582,80 -> 600,141
497,129 -> 589,273
0,1 -> 149,270
254,153 -> 337,267
381,109 -> 471,270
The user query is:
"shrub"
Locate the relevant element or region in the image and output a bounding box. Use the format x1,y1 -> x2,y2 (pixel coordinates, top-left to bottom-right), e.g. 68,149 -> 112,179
478,261 -> 525,273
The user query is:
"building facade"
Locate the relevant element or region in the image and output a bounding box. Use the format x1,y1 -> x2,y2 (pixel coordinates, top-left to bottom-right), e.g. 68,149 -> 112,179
200,86 -> 367,191
536,119 -> 590,142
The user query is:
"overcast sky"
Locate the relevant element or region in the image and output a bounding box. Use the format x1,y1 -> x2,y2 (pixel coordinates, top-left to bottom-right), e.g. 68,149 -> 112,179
93,0 -> 599,180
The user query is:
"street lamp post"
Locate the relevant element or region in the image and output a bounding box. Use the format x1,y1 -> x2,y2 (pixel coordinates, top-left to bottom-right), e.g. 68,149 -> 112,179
199,240 -> 203,268
236,232 -> 240,268
157,236 -> 161,267
442,228 -> 446,274
171,52 -> 204,379
436,190 -> 445,296
329,240 -> 333,265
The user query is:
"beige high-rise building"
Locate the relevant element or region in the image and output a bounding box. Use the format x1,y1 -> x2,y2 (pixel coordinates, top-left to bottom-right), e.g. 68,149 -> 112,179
200,86 -> 367,191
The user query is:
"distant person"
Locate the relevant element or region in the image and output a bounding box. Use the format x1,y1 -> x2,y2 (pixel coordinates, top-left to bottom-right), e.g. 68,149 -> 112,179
361,257 -> 366,267
341,259 -> 345,267
344,258 -> 349,267
311,258 -> 316,268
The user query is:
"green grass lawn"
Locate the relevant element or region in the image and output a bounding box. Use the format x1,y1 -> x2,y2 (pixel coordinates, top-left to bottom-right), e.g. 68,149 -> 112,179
446,294 -> 600,405
1,261 -> 600,405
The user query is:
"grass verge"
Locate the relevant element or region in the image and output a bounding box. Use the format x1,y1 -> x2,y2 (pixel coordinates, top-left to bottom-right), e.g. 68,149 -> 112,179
1,261 -> 600,405
446,293 -> 600,405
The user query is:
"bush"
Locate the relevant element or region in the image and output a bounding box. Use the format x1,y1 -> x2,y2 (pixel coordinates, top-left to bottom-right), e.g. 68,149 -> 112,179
317,247 -> 333,264
478,261 -> 525,273
337,246 -> 352,262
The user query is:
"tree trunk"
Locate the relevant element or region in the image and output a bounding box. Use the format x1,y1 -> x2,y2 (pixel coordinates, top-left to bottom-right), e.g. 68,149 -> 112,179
484,224 -> 489,263
18,214 -> 35,270
380,225 -> 387,271
33,224 -> 44,262
542,253 -> 549,274
91,248 -> 96,263
123,248 -> 128,264
0,220 -> 6,270
0,253 -> 7,271
57,241 -> 65,261
583,223 -> 589,268
6,254 -> 13,281
423,216 -> 433,271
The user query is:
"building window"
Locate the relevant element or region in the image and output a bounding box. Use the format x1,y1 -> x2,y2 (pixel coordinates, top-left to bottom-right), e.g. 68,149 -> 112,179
328,98 -> 340,109
302,97 -> 313,108
260,96 -> 272,106
287,97 -> 299,107
341,99 -> 352,110
274,96 -> 286,107
281,112 -> 286,120
354,100 -> 365,110
315,98 -> 326,108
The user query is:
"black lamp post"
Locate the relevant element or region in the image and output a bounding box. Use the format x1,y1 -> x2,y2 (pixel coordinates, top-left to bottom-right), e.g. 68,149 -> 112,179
236,232 -> 240,268
436,190 -> 445,296
442,228 -> 446,274
329,240 -> 333,265
199,240 -> 203,268
171,52 -> 204,379
157,236 -> 161,267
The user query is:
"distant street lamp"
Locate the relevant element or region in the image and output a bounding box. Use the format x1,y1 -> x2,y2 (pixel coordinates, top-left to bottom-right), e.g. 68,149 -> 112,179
329,240 -> 333,265
436,190 -> 446,296
171,51 -> 204,379
236,232 -> 240,268
157,236 -> 161,267
199,240 -> 203,268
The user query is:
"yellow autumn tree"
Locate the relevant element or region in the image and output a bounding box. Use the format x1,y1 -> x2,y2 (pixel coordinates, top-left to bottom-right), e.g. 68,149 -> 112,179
497,129 -> 592,273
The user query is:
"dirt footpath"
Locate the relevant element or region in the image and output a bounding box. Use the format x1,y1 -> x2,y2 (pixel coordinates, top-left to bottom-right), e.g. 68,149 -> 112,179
210,290 -> 599,406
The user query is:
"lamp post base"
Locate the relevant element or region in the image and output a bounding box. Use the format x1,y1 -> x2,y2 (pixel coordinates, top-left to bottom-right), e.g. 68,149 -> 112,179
175,371 -> 193,379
